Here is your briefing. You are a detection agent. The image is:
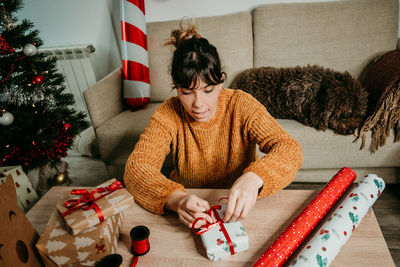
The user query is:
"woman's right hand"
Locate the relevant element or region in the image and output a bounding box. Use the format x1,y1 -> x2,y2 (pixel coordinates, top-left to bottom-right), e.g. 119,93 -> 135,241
165,191 -> 215,228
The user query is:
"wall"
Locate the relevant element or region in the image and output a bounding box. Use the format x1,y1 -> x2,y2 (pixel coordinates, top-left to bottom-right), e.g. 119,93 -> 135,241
18,0 -> 400,81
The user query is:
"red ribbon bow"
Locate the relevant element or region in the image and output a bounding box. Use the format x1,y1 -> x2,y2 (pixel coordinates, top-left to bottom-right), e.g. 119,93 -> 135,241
62,180 -> 123,222
191,204 -> 235,255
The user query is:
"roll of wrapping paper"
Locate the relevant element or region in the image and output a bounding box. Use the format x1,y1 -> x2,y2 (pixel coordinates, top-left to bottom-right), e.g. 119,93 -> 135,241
289,174 -> 385,267
252,167 -> 356,267
120,0 -> 151,109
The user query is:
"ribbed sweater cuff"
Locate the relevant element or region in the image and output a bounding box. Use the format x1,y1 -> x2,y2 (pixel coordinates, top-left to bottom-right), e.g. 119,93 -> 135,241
244,164 -> 276,198
157,186 -> 185,215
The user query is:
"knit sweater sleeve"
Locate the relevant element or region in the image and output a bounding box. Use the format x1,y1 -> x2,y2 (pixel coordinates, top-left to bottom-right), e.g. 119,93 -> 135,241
241,93 -> 303,198
123,100 -> 184,215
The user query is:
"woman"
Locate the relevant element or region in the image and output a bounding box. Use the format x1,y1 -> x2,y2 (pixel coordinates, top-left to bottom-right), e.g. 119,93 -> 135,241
124,22 -> 303,228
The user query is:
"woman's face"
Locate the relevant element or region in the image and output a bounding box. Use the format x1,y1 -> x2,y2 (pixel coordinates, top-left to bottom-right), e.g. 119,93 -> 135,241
177,78 -> 223,122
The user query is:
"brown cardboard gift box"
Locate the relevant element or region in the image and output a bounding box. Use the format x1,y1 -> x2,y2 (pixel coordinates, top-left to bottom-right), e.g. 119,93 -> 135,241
56,178 -> 134,235
36,211 -> 123,266
0,175 -> 42,266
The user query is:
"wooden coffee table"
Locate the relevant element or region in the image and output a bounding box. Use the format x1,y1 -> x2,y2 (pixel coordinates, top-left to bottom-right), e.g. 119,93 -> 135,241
27,187 -> 395,266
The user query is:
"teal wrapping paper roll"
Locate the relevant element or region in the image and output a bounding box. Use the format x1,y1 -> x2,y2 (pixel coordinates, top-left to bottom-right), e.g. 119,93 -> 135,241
290,174 -> 385,267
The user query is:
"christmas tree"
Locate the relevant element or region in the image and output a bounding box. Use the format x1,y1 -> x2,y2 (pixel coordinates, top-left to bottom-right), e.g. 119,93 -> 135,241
0,0 -> 88,172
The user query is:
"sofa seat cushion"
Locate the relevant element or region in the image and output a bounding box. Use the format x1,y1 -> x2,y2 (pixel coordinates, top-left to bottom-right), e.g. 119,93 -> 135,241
95,103 -> 161,165
98,104 -> 400,171
262,119 -> 400,169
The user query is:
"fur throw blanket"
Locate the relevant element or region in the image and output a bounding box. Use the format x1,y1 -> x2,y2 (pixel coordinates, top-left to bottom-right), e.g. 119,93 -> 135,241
230,65 -> 368,135
354,50 -> 400,152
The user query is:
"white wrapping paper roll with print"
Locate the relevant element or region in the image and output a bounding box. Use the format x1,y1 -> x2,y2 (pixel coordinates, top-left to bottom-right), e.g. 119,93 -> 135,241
290,174 -> 385,267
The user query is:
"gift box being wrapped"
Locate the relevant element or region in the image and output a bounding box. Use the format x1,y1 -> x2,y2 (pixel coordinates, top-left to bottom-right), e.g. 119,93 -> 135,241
193,204 -> 249,261
56,178 -> 134,235
0,165 -> 38,212
36,211 -> 123,266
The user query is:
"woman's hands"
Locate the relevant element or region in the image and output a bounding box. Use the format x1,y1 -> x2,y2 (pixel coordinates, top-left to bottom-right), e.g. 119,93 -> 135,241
165,191 -> 215,228
165,172 -> 263,227
223,171 -> 263,222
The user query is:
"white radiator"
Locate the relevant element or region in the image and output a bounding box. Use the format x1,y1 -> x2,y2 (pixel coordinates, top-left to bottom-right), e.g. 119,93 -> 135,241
40,44 -> 97,119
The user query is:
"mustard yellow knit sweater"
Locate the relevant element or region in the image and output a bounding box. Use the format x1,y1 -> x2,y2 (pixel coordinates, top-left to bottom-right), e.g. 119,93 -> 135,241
124,88 -> 303,214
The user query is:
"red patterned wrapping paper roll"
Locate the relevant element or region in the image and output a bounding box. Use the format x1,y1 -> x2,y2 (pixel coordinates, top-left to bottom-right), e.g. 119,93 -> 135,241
252,167 -> 356,267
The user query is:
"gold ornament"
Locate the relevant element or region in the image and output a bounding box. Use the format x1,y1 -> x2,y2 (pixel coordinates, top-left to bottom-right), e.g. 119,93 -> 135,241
54,172 -> 67,184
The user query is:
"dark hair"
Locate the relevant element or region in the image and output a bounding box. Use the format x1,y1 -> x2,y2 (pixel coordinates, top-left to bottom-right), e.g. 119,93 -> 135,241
165,22 -> 225,89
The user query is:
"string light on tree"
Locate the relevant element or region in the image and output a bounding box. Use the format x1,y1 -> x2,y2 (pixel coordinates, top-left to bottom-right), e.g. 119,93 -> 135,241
32,74 -> 44,85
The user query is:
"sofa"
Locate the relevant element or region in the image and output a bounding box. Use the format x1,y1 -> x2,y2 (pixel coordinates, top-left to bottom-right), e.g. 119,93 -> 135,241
84,0 -> 400,183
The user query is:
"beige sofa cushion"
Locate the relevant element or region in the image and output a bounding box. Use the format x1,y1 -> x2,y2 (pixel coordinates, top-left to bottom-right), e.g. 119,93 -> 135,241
147,11 -> 253,102
253,0 -> 398,80
96,98 -> 400,171
267,119 -> 400,170
95,103 -> 160,164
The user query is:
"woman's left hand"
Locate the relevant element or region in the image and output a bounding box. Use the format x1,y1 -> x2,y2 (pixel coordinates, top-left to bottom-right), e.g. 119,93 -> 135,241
223,171 -> 263,222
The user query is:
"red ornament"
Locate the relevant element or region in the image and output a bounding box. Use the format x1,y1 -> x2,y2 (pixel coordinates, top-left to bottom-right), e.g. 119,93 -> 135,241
63,123 -> 72,131
32,74 -> 44,85
0,35 -> 15,55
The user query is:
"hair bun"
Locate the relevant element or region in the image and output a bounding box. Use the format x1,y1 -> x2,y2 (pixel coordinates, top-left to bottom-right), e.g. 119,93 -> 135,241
165,19 -> 202,48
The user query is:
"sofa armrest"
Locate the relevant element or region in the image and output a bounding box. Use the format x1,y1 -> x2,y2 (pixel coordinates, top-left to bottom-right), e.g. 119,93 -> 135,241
84,67 -> 124,129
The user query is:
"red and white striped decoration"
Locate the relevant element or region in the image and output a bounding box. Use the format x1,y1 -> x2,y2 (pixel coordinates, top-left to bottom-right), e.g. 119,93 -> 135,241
120,0 -> 150,109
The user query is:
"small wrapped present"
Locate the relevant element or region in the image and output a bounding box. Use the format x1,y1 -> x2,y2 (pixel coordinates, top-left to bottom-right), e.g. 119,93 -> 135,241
36,211 -> 123,266
56,178 -> 134,235
192,204 -> 249,261
0,165 -> 38,212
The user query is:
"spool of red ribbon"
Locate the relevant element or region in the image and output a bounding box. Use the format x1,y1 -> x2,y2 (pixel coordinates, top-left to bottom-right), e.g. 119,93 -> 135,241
130,225 -> 150,267
131,225 -> 150,256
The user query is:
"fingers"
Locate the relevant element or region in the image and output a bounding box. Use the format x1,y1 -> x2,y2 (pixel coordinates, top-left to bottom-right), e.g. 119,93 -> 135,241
197,198 -> 211,212
224,190 -> 257,222
178,210 -> 214,228
224,193 -> 237,222
176,194 -> 214,228
178,213 -> 193,228
178,209 -> 195,226
185,195 -> 210,213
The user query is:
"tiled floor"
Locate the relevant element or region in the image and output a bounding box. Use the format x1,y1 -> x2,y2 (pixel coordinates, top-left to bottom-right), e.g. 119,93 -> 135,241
64,151 -> 400,266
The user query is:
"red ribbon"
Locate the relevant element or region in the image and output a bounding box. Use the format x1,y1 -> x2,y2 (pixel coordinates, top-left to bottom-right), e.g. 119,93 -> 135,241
192,204 -> 235,255
62,181 -> 123,222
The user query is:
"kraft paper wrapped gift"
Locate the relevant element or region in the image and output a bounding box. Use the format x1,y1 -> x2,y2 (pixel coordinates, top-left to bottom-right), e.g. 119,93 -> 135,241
0,165 -> 38,212
36,211 -> 123,266
56,178 -> 134,235
195,204 -> 249,261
